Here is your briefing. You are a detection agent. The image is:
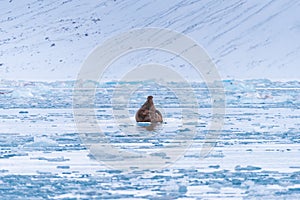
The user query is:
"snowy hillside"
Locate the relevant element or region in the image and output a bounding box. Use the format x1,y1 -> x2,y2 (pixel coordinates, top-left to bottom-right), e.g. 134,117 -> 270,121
0,0 -> 299,81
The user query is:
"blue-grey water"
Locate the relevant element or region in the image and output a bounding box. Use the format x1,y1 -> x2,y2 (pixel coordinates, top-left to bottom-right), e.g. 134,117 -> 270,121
0,79 -> 300,199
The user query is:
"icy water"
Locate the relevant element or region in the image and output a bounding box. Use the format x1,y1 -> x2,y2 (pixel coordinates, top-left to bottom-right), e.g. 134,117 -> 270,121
0,79 -> 300,199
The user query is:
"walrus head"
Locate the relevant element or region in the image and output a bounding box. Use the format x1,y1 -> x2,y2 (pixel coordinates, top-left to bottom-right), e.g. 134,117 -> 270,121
140,96 -> 154,109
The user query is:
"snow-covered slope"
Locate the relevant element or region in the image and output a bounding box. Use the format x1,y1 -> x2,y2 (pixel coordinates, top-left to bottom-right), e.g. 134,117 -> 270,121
0,0 -> 299,81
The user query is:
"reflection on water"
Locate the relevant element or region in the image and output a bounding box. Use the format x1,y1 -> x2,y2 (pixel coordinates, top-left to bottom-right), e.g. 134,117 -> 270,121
136,122 -> 164,132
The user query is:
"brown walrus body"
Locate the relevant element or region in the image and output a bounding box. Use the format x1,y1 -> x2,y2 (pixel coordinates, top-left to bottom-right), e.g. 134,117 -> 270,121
135,96 -> 163,123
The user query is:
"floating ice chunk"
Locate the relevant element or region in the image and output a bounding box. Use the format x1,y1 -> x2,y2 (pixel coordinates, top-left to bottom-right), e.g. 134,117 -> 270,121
235,165 -> 262,171
0,151 -> 28,159
30,156 -> 70,162
11,88 -> 34,98
223,80 -> 256,92
23,137 -> 58,149
0,90 -> 13,95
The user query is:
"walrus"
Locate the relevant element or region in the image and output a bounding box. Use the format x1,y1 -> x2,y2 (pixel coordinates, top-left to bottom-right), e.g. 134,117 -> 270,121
135,96 -> 163,123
